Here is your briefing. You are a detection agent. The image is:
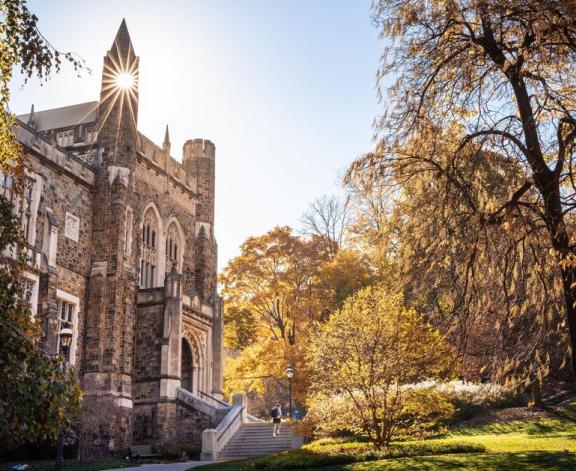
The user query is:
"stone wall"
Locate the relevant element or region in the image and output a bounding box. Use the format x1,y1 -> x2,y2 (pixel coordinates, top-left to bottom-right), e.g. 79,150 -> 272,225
26,150 -> 94,365
133,295 -> 164,400
132,400 -> 212,450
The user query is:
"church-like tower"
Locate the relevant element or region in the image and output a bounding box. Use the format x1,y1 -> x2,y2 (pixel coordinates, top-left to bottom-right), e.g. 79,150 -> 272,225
13,19 -> 225,457
82,19 -> 141,450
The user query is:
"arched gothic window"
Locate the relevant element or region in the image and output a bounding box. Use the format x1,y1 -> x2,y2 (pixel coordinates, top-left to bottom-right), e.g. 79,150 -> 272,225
140,207 -> 159,288
165,222 -> 181,272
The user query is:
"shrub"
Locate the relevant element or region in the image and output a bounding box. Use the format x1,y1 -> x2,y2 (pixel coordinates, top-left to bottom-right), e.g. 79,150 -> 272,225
429,381 -> 526,423
152,444 -> 200,461
307,287 -> 456,446
246,439 -> 485,470
305,386 -> 454,442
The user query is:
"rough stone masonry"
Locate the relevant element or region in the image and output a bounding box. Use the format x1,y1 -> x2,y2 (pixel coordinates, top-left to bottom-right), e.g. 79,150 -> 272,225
12,19 -> 224,457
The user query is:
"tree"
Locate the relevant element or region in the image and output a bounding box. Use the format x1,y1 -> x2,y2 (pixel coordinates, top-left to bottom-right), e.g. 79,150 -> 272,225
221,226 -> 326,400
1,0 -> 83,178
0,0 -> 83,448
308,286 -> 455,446
221,226 -> 325,347
301,195 -> 350,257
315,249 -> 377,318
221,226 -> 375,404
366,129 -> 566,387
0,196 -> 81,449
349,0 -> 576,384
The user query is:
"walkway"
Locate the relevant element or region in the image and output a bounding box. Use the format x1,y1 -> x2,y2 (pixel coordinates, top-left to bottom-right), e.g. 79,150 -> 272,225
105,461 -> 215,471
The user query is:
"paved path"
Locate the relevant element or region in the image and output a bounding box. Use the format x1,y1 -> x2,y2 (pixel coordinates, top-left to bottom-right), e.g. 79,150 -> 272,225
105,461 -> 216,471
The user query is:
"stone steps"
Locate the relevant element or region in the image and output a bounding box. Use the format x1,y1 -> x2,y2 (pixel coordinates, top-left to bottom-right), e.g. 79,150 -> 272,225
219,423 -> 296,458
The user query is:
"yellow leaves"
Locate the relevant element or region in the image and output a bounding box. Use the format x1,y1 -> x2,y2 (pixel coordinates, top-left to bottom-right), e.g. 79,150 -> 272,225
309,285 -> 456,397
560,252 -> 576,270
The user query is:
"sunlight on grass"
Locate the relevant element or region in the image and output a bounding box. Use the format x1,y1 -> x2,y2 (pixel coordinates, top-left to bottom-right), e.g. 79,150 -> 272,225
412,406 -> 576,454
345,452 -> 576,471
192,403 -> 576,471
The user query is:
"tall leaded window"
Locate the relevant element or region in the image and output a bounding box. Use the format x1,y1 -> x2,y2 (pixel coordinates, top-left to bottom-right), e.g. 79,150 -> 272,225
55,290 -> 79,365
165,222 -> 180,272
21,272 -> 39,318
124,207 -> 133,256
0,173 -> 37,246
140,207 -> 158,289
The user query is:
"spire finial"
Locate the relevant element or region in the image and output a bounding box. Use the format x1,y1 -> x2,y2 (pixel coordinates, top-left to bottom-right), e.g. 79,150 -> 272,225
163,125 -> 171,155
27,104 -> 36,128
164,125 -> 170,146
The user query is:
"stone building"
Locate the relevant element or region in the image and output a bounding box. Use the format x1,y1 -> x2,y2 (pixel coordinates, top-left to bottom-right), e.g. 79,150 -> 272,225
8,20 -> 225,455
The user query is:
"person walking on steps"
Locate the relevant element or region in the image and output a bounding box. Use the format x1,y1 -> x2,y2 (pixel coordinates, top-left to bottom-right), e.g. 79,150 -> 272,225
271,402 -> 282,437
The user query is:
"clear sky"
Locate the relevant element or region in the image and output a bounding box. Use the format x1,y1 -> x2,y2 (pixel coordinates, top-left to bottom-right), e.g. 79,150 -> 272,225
9,0 -> 382,270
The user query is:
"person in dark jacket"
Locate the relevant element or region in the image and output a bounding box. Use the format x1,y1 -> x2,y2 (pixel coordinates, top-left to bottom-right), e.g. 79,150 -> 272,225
271,403 -> 282,436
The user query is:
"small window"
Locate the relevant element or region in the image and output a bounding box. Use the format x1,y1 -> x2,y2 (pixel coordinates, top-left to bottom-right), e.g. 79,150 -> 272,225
21,272 -> 39,318
55,291 -> 79,366
58,299 -> 74,323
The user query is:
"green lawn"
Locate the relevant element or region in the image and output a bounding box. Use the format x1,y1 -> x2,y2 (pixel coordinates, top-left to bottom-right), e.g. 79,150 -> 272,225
409,412 -> 576,454
344,452 -> 576,470
194,401 -> 576,470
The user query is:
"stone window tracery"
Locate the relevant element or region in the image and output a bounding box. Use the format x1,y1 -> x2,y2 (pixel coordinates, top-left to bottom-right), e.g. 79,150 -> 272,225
140,207 -> 159,289
165,222 -> 180,272
1,174 -> 34,243
55,289 -> 79,365
1,172 -> 42,249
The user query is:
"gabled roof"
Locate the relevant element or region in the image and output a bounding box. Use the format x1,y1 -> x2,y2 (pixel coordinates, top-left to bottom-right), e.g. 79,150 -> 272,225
17,101 -> 99,131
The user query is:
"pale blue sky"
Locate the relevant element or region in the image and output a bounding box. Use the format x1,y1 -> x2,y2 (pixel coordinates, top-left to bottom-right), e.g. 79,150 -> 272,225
9,0 -> 382,270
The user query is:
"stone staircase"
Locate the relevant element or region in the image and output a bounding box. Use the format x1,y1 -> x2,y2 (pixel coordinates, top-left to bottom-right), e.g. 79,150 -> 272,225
219,422 -> 297,459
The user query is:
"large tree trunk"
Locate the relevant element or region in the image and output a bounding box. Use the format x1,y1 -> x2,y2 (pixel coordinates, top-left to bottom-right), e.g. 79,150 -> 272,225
560,265 -> 576,387
505,66 -> 576,387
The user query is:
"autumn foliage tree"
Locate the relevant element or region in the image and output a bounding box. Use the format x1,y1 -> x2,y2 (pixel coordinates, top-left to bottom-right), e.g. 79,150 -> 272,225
307,286 -> 455,446
0,195 -> 81,449
221,226 -> 375,407
348,0 -> 576,386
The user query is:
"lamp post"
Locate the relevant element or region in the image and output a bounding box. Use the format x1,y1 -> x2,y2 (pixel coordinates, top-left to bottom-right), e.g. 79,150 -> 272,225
285,366 -> 294,419
55,322 -> 73,471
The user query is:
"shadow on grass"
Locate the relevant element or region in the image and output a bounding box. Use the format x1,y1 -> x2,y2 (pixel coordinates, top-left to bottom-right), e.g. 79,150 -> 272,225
449,420 -> 571,437
191,442 -> 485,471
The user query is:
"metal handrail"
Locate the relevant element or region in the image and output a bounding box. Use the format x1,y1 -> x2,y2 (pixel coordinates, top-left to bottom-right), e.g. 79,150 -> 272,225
199,390 -> 229,408
216,406 -> 244,442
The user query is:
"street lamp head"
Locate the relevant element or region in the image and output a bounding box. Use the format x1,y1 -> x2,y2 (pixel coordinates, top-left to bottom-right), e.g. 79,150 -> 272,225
59,322 -> 73,350
286,366 -> 294,379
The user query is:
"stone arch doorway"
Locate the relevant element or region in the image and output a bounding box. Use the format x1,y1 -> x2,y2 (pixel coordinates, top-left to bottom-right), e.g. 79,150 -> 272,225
181,338 -> 194,392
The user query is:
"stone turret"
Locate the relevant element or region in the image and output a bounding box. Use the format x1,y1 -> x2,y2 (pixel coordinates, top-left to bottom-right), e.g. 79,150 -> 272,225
183,139 -> 215,231
182,139 -> 217,304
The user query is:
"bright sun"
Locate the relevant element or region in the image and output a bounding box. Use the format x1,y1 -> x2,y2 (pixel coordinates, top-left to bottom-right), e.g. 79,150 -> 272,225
116,72 -> 135,90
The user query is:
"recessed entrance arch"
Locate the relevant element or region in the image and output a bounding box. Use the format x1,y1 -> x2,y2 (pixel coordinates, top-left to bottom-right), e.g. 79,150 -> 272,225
181,338 -> 194,392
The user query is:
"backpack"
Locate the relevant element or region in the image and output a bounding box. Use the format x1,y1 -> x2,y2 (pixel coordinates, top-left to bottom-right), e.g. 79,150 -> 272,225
271,407 -> 279,418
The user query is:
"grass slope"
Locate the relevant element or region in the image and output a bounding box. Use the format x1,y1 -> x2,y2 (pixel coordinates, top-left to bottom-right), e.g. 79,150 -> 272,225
194,401 -> 576,470
345,452 -> 576,470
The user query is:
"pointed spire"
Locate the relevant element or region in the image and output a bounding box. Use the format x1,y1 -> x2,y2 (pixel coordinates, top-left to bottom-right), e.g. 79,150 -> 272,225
163,125 -> 171,155
163,125 -> 170,147
110,19 -> 134,60
27,104 -> 36,128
